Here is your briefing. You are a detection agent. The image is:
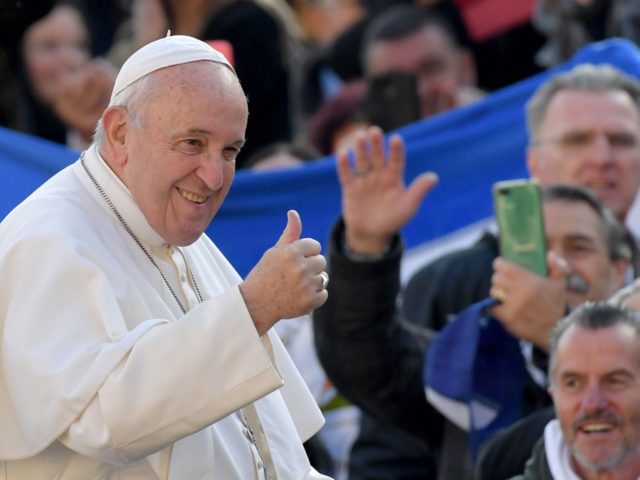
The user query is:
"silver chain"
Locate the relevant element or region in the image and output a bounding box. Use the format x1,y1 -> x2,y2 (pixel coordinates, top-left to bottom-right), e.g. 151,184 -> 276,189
80,155 -> 203,315
82,155 -> 276,478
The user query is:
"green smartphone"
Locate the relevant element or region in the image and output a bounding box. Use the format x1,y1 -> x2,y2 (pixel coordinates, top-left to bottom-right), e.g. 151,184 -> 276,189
493,179 -> 548,276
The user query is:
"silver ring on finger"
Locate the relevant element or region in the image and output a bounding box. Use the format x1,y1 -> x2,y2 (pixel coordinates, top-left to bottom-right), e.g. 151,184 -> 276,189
319,271 -> 330,290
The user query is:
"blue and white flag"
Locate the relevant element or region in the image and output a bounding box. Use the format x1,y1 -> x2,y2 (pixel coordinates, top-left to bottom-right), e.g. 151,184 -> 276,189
3,39 -> 640,277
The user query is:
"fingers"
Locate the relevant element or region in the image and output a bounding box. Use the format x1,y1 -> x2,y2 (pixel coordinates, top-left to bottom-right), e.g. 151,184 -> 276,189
383,133 -> 404,177
353,127 -> 375,175
490,286 -> 507,303
490,257 -> 520,303
241,237 -> 327,335
338,126 -> 396,180
369,126 -> 386,171
275,210 -> 302,246
294,238 -> 323,258
406,172 -> 438,209
336,148 -> 353,186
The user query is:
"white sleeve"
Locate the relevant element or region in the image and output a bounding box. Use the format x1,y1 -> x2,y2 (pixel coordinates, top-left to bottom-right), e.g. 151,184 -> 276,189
59,288 -> 283,463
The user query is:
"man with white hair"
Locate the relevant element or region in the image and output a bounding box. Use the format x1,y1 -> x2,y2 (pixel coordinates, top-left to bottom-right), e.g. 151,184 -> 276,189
0,35 -> 331,479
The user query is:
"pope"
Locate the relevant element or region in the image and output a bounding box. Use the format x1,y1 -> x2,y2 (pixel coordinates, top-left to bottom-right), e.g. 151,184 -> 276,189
0,35 -> 331,479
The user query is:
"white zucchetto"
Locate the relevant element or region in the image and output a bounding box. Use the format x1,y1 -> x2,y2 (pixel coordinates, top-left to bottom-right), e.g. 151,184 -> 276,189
110,34 -> 234,102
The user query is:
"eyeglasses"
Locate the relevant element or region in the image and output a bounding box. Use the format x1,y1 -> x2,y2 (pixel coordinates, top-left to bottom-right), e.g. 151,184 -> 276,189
531,131 -> 640,152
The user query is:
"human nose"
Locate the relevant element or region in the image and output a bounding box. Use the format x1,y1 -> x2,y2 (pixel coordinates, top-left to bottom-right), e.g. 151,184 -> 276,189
580,384 -> 608,413
586,133 -> 615,165
58,45 -> 88,72
196,153 -> 225,190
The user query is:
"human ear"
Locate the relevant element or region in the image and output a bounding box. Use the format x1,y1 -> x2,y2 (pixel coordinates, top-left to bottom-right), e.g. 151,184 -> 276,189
100,106 -> 129,166
103,106 -> 128,149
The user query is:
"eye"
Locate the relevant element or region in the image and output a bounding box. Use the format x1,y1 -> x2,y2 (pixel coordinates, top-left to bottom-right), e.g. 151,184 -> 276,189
178,138 -> 204,155
36,40 -> 59,55
607,132 -> 639,149
560,375 -> 582,392
566,241 -> 595,256
604,374 -> 632,391
223,145 -> 242,162
559,132 -> 592,147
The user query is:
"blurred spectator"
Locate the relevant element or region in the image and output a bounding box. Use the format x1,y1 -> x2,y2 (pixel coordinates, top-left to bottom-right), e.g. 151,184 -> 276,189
307,80 -> 370,156
534,0 -> 640,68
14,0 -> 116,150
0,0 -> 55,129
318,0 -> 544,96
361,4 -> 484,122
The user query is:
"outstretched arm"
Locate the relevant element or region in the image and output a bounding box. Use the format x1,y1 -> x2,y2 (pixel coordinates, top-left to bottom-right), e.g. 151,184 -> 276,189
314,127 -> 442,444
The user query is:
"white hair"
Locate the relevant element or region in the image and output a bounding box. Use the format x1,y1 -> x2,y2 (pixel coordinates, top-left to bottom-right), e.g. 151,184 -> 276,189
92,73 -> 154,147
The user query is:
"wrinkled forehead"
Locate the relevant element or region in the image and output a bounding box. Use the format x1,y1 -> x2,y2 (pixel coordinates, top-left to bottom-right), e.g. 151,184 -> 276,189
556,324 -> 640,370
132,62 -> 248,136
542,199 -> 603,234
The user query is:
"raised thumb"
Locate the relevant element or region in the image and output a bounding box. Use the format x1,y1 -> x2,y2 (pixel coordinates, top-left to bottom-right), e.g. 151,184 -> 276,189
275,210 -> 302,246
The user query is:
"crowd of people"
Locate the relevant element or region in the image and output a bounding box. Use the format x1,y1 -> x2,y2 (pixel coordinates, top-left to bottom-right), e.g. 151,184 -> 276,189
4,0 -> 640,479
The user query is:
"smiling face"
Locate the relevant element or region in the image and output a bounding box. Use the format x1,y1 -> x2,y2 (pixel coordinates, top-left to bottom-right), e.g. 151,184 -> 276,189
104,61 -> 248,246
528,90 -> 640,221
543,200 -> 626,308
550,324 -> 640,477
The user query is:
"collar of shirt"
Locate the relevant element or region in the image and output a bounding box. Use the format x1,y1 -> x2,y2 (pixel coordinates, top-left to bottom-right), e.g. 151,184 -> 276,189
544,419 -> 584,480
76,145 -> 168,252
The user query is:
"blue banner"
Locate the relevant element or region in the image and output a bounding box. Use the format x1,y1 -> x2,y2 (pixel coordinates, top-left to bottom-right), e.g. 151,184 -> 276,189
3,39 -> 640,277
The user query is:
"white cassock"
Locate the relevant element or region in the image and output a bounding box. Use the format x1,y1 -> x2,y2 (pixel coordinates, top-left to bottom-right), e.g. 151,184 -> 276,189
0,145 -> 329,479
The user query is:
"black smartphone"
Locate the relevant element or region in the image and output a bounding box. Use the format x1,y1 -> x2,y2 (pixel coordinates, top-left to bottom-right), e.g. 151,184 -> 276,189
362,71 -> 420,132
493,179 -> 548,276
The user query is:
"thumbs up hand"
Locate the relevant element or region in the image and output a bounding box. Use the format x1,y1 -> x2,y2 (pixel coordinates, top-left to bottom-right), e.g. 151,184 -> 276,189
240,210 -> 328,335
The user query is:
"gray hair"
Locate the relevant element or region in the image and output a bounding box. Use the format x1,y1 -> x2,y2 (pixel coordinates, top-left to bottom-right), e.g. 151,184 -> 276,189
93,73 -> 155,147
93,60 -> 243,146
526,64 -> 640,143
548,302 -> 640,382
